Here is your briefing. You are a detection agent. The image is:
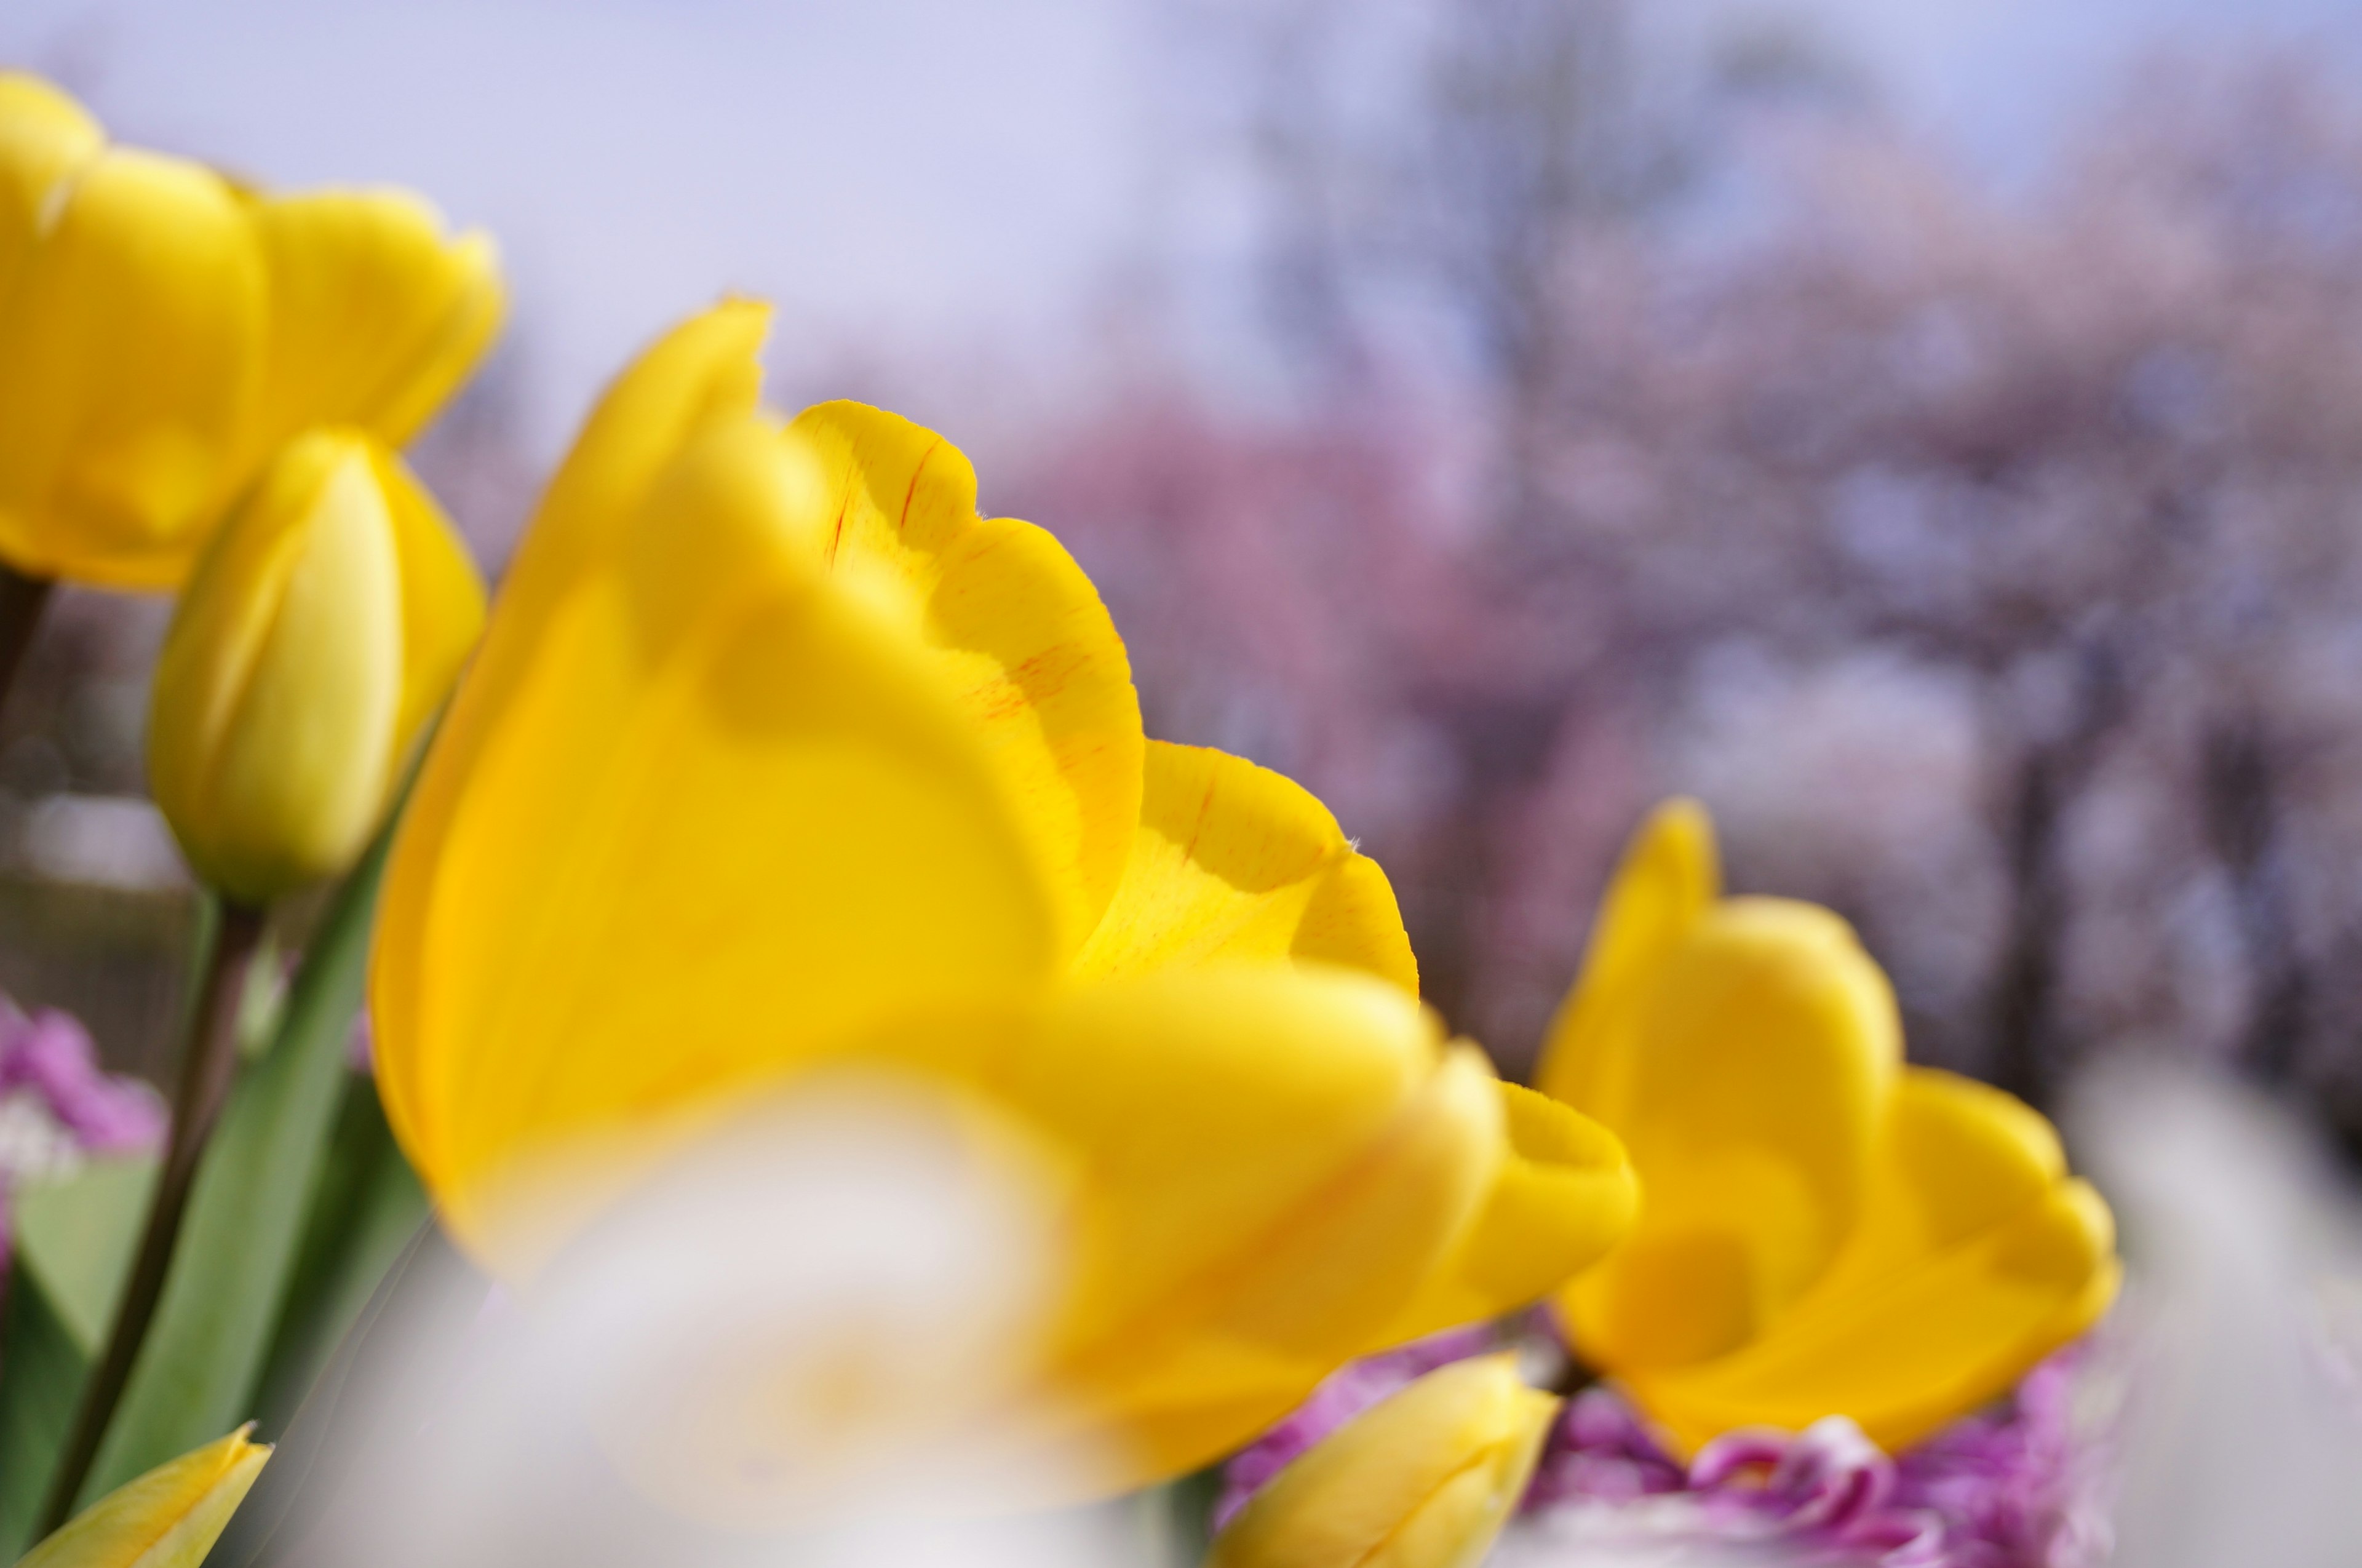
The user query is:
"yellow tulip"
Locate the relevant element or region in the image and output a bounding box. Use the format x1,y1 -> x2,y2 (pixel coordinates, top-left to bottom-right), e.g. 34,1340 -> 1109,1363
1533,799 -> 2121,1455
1207,1354 -> 1559,1568
369,301 -> 1637,1499
148,429 -> 486,905
0,72 -> 501,589
18,1427 -> 268,1568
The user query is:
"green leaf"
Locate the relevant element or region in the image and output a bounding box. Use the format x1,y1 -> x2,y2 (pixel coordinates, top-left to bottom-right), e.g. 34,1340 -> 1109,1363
13,1157 -> 158,1358
249,1070 -> 427,1439
78,830 -> 393,1505
0,1155 -> 157,1555
0,1265 -> 89,1558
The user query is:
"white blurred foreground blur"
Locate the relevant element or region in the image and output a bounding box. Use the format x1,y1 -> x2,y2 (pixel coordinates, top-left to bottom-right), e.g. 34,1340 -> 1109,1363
2073,1062 -> 2362,1568
249,1072 -> 1153,1568
221,1060 -> 2362,1568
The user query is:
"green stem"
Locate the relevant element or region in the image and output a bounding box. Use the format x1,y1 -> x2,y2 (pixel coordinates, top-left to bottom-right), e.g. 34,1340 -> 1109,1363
0,564 -> 52,722
36,901 -> 268,1534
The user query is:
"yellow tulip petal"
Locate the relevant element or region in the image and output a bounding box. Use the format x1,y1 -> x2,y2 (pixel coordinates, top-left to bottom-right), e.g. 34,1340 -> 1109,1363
511,298 -> 773,628
912,968 -> 1491,1363
776,401 -> 1144,953
1382,1081 -> 1638,1345
1803,1067 -> 2067,1307
378,301 -> 768,862
20,1426 -> 268,1568
1070,1035 -> 1498,1399
1615,1068 -> 2118,1455
1562,896 -> 1901,1371
246,188 -> 503,461
367,234 -> 501,445
1534,797 -> 1718,1115
1208,1355 -> 1559,1568
0,148 -> 264,586
0,72 -> 103,302
1294,850 -> 1420,991
367,442 -> 487,761
1082,1054 -> 1500,1485
1074,742 -> 1417,992
1073,1041 -> 1502,1488
375,303 -> 771,1160
861,966 -> 1502,1487
1625,1178 -> 2118,1455
375,418 -> 1060,1268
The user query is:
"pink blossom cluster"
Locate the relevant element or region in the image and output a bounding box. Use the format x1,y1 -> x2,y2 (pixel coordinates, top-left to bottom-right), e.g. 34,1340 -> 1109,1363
0,998 -> 165,1266
1219,1332 -> 2110,1568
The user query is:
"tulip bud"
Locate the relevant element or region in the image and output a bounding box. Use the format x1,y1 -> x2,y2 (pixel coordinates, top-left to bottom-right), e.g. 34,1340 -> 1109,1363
148,429 -> 485,905
1207,1354 -> 1559,1568
18,1426 -> 268,1568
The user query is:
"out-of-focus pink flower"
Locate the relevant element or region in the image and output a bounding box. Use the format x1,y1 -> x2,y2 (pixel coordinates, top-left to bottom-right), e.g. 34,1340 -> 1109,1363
1222,1338 -> 2113,1567
1885,1353 -> 2114,1568
0,997 -> 166,1265
0,1003 -> 165,1155
1524,1385 -> 1685,1507
1684,1417 -> 1944,1564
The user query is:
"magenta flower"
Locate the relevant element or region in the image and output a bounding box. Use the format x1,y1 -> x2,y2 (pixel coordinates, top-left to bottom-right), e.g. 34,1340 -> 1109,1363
0,997 -> 167,1265
1220,1339 -> 2113,1567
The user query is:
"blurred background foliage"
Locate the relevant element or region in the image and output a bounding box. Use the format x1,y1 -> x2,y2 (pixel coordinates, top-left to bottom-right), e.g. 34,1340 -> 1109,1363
11,0 -> 2362,1145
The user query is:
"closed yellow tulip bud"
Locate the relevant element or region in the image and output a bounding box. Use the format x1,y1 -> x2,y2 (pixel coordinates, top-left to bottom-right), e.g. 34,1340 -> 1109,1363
148,429 -> 485,905
0,72 -> 501,589
1208,1355 -> 1558,1568
18,1427 -> 268,1568
1534,800 -> 2120,1455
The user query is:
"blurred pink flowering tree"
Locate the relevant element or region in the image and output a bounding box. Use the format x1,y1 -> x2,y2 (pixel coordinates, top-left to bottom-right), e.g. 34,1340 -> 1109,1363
1014,9 -> 2362,1149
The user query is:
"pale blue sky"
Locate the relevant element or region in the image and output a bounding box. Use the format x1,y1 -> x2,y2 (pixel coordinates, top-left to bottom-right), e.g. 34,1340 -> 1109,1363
2,0 -> 1154,450
4,0 -> 2357,456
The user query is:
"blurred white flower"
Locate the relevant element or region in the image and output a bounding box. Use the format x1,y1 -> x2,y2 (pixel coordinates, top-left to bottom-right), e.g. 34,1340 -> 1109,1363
289,1070 -> 1139,1568
2071,1061 -> 2362,1568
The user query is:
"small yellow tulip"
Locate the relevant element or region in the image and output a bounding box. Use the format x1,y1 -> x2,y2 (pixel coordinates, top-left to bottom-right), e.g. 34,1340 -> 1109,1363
1533,800 -> 2121,1455
0,72 -> 501,590
18,1427 -> 268,1568
368,303 -> 1637,1501
148,429 -> 486,905
1207,1355 -> 1559,1568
